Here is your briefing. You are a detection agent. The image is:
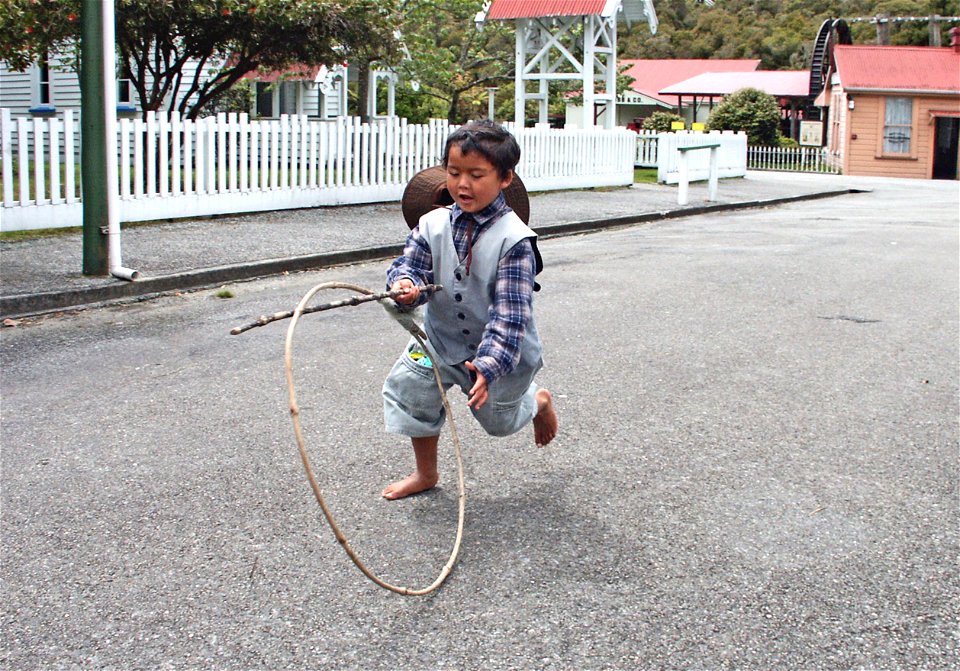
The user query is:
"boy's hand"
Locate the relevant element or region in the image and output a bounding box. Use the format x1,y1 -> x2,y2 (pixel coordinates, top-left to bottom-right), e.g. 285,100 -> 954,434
391,279 -> 420,305
464,361 -> 488,410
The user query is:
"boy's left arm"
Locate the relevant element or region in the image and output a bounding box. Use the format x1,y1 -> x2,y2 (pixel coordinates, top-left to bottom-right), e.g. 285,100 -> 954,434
464,361 -> 489,410
468,239 -> 536,408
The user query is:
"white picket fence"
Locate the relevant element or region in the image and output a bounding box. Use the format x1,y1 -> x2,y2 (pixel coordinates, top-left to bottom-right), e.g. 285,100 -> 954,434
637,132 -> 844,176
747,144 -> 841,174
0,110 -> 636,232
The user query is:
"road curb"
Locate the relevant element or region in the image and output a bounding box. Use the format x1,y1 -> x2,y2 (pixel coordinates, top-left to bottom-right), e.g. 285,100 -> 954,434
0,188 -> 865,319
534,188 -> 864,238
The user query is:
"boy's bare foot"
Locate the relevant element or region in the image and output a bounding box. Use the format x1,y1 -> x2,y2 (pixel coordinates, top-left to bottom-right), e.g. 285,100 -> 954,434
533,388 -> 558,448
382,471 -> 439,500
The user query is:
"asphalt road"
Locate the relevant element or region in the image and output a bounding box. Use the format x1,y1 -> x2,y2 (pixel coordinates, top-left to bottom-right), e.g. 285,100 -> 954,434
1,177 -> 958,670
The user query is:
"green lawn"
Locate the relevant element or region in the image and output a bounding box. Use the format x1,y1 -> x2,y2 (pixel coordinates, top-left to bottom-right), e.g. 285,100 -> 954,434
634,167 -> 658,184
0,161 -> 81,202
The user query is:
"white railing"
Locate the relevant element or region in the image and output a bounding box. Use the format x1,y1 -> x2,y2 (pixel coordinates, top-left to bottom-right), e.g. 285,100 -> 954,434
657,130 -> 748,184
0,110 -> 636,232
634,130 -> 658,167
747,145 -> 842,174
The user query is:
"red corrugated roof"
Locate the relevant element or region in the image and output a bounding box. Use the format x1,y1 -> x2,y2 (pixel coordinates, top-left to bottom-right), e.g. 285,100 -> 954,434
240,65 -> 323,83
620,59 -> 760,106
487,0 -> 610,19
834,45 -> 960,93
660,71 -> 811,98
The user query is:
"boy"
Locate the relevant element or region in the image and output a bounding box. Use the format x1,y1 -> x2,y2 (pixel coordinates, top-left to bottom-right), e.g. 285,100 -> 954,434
381,119 -> 558,500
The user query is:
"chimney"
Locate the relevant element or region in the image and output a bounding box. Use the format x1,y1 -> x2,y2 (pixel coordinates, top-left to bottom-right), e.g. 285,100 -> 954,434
951,26 -> 960,53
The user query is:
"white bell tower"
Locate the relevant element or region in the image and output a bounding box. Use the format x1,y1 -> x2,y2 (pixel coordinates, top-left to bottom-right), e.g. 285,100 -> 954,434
477,0 -> 658,128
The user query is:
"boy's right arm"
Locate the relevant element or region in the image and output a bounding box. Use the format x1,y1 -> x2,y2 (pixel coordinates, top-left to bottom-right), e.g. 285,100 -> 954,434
391,278 -> 420,305
386,224 -> 434,308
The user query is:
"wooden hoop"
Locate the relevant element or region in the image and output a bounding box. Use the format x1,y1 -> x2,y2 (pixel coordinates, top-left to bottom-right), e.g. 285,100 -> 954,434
284,281 -> 466,596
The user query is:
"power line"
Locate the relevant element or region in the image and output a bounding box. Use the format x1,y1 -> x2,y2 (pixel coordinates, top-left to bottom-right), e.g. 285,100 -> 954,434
846,15 -> 960,24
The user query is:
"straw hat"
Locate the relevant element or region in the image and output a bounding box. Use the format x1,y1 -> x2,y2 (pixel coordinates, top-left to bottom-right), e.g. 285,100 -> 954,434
401,165 -> 530,229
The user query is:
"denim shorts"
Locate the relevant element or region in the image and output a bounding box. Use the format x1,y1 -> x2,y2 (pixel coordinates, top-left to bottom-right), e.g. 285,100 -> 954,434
382,337 -> 539,438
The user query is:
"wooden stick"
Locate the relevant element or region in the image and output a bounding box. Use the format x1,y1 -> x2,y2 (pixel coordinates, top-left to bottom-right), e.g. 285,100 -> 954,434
230,283 -> 442,335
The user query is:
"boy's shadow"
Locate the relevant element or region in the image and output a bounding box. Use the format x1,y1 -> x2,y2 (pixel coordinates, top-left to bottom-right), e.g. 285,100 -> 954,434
409,477 -> 649,587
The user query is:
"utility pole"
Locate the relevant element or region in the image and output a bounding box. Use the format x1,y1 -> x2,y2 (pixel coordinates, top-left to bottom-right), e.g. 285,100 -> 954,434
875,14 -> 890,45
930,15 -> 942,47
79,0 -> 137,279
487,87 -> 498,121
80,0 -> 109,275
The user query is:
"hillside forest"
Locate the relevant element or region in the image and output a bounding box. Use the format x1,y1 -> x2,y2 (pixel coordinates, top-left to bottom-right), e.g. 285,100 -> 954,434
619,0 -> 960,70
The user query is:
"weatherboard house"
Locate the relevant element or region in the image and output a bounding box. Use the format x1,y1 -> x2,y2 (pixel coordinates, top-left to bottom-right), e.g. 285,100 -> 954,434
817,41 -> 960,180
0,55 -> 369,121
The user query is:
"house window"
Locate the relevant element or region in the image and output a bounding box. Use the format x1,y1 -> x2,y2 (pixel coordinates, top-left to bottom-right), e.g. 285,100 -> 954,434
117,79 -> 132,105
255,81 -> 299,117
38,58 -> 51,105
30,54 -> 55,112
883,97 -> 912,155
278,82 -> 297,115
256,82 -> 274,117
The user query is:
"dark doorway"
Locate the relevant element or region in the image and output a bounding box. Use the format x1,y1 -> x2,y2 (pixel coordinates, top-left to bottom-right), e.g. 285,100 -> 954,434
932,117 -> 959,180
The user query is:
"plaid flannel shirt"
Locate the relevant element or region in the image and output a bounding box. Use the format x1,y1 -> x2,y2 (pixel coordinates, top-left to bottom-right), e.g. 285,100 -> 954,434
386,192 -> 536,383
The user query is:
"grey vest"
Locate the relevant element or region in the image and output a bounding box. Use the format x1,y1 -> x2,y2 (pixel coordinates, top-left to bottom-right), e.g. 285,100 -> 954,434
420,207 -> 543,376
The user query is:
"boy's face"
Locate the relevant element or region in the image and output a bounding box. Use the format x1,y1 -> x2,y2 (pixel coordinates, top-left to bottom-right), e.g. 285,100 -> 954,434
445,144 -> 513,216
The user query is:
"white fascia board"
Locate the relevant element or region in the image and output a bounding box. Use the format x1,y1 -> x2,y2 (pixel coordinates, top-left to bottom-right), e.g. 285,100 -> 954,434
602,0 -> 621,18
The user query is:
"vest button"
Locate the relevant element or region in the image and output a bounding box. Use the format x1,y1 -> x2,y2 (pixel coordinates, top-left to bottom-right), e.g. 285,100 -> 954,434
457,312 -> 465,320
462,329 -> 470,335
454,293 -> 462,302
455,272 -> 462,281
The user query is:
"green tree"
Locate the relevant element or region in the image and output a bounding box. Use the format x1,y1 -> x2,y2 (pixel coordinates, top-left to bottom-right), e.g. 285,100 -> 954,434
706,87 -> 781,145
0,0 -> 400,120
0,0 -> 80,71
396,0 -> 515,123
390,82 -> 448,124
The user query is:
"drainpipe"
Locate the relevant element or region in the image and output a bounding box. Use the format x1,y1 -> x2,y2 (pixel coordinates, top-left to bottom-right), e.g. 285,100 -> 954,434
100,0 -> 138,280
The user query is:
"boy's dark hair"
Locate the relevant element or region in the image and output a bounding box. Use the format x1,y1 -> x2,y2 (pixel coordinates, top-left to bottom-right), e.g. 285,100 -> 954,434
442,119 -> 521,180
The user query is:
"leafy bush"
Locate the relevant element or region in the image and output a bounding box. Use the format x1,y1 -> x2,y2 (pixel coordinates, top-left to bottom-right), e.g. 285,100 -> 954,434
642,111 -> 684,132
208,83 -> 254,116
706,87 -> 781,145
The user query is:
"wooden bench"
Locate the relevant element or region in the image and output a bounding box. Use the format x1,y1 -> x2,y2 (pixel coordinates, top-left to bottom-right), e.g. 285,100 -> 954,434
676,142 -> 721,205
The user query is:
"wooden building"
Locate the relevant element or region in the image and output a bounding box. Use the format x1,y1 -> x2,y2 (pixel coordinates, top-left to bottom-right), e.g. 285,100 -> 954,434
660,70 -> 811,138
817,44 -> 960,179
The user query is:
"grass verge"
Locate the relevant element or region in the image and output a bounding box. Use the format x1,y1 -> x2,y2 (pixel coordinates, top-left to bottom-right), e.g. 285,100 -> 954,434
634,168 -> 658,184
